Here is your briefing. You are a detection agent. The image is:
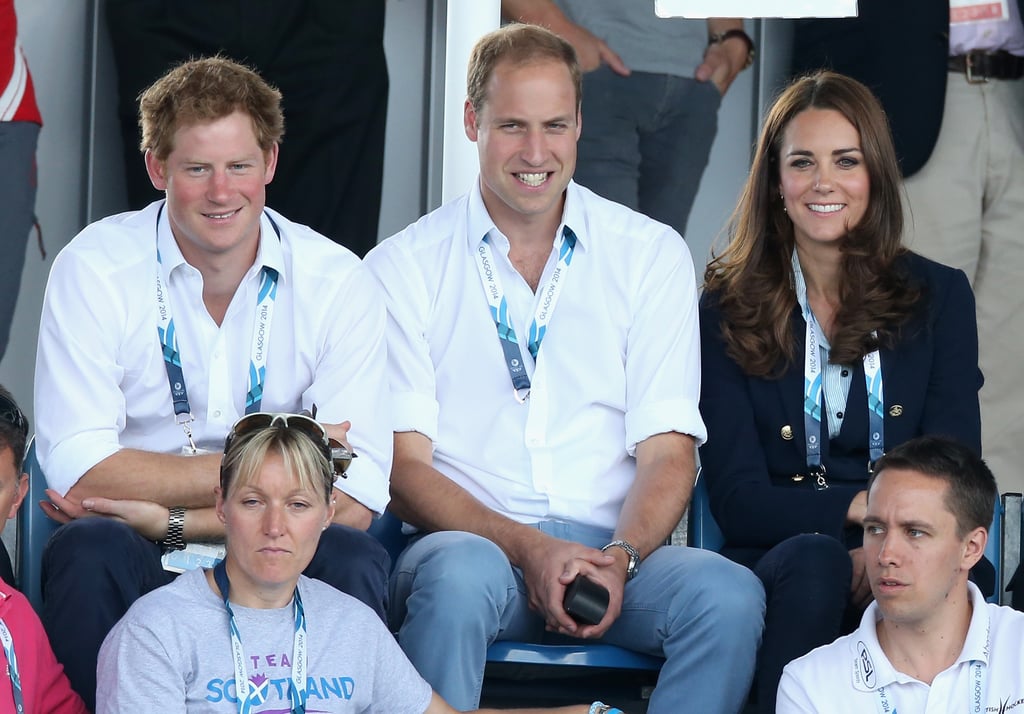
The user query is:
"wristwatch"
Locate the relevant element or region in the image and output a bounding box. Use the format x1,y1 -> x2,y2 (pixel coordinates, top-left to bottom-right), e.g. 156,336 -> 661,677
601,540 -> 640,580
589,703 -> 624,714
162,506 -> 187,552
708,28 -> 755,70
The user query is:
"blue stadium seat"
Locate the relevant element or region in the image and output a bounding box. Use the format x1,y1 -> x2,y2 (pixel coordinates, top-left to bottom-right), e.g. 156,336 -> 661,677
16,437 -> 58,612
367,512 -> 664,671
687,469 -> 723,552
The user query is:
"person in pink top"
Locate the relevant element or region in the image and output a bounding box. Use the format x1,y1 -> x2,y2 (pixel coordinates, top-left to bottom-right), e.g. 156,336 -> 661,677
0,385 -> 86,714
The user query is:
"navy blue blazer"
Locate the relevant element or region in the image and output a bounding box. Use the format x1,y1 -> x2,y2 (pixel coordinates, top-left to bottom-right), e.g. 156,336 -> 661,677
698,252 -> 982,552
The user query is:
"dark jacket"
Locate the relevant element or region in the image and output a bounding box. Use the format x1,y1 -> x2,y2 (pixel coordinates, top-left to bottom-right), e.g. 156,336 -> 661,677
698,252 -> 982,554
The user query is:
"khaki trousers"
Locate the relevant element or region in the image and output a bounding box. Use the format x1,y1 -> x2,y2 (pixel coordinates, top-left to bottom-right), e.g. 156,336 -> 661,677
904,73 -> 1024,492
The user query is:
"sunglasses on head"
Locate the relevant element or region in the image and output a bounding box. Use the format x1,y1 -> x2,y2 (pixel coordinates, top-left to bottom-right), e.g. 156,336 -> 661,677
224,412 -> 356,477
0,394 -> 28,439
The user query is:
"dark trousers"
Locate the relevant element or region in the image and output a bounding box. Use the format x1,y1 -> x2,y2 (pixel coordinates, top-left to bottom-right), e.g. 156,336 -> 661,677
41,518 -> 389,711
104,0 -> 388,257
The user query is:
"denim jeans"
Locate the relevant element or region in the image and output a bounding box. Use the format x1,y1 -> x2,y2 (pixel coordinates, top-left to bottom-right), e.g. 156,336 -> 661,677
390,520 -> 765,713
574,66 -> 721,238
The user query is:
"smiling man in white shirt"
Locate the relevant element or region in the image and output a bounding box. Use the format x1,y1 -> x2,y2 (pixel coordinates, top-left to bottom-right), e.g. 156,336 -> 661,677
33,57 -> 392,710
778,435 -> 1024,712
365,23 -> 764,714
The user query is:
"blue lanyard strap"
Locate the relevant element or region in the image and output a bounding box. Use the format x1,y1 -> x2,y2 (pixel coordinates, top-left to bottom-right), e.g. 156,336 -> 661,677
213,562 -> 307,714
473,226 -> 578,402
801,306 -> 885,488
0,619 -> 24,714
154,205 -> 281,450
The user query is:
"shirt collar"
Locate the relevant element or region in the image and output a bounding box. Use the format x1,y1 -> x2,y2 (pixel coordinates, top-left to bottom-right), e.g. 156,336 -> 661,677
791,248 -> 832,350
465,178 -> 589,254
849,581 -> 991,692
155,200 -> 286,283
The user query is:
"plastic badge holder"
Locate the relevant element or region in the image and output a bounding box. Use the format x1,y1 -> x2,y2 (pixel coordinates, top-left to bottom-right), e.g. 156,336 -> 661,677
563,574 -> 609,626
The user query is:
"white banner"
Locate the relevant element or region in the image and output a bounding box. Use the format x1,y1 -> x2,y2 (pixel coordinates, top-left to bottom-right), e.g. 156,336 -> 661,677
656,0 -> 857,18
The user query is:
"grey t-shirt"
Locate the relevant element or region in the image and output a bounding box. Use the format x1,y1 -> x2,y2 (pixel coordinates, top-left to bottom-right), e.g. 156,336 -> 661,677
554,0 -> 706,76
97,569 -> 432,713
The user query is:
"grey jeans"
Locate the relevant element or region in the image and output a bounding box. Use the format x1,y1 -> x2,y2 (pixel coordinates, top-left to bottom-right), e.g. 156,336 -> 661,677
574,66 -> 721,239
0,121 -> 40,364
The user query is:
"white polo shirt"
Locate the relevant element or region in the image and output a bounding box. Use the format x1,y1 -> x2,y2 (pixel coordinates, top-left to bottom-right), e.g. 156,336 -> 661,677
365,180 -> 705,530
35,200 -> 391,513
778,582 -> 1024,713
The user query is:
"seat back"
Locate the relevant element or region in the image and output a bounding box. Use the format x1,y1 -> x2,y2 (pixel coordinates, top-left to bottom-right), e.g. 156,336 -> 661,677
367,511 -> 663,671
687,469 -> 724,552
986,498 -> 1002,605
16,437 -> 59,612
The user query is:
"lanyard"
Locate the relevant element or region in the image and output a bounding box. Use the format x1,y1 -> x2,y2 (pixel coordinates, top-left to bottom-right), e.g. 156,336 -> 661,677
473,226 -> 577,402
801,306 -> 885,488
0,619 -> 24,714
154,205 -> 281,451
213,562 -> 307,714
875,660 -> 986,713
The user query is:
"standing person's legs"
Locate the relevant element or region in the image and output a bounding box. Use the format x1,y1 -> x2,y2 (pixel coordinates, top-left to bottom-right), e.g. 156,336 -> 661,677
390,531 -> 527,711
0,122 -> 40,363
42,518 -> 173,711
904,75 -> 1024,493
573,69 -> 719,239
637,77 -> 720,238
968,77 -> 1024,493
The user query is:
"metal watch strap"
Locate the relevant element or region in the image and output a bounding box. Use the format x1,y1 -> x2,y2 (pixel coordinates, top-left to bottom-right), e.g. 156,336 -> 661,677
163,506 -> 187,551
589,702 -> 624,714
601,540 -> 640,580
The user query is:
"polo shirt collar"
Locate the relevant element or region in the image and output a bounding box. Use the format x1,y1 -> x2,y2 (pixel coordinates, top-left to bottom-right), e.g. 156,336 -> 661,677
465,178 -> 590,253
154,200 -> 286,283
849,581 -> 991,692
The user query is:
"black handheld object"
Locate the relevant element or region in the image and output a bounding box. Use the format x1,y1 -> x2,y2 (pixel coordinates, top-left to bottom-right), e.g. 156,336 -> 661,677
563,574 -> 609,625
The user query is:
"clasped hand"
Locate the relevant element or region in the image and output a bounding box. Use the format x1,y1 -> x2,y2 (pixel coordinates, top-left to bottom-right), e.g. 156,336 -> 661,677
520,534 -> 623,639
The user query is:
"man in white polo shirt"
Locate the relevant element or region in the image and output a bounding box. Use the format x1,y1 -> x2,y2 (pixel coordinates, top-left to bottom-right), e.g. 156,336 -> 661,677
777,435 -> 1024,712
365,22 -> 764,714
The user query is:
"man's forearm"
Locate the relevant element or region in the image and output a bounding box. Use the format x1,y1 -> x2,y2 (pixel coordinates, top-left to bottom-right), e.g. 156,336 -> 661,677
612,432 -> 697,559
390,432 -> 545,567
68,449 -> 222,508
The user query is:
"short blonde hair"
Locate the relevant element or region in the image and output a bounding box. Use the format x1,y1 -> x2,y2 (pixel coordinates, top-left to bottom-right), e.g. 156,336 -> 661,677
220,426 -> 333,504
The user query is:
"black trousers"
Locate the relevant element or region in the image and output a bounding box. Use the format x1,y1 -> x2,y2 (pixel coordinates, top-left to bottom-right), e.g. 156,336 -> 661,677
41,518 -> 389,711
104,0 -> 388,257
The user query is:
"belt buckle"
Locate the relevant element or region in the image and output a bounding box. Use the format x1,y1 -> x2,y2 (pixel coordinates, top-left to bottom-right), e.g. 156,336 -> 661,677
965,53 -> 989,84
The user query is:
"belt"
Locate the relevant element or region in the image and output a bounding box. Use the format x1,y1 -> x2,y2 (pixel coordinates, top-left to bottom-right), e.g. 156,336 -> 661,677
948,50 -> 1024,83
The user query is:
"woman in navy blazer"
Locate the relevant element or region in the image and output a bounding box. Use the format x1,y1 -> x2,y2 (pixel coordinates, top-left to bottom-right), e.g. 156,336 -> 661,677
699,72 -> 982,713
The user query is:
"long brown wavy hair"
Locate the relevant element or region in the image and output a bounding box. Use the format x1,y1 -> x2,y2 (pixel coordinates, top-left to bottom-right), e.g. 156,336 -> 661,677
704,71 -> 920,378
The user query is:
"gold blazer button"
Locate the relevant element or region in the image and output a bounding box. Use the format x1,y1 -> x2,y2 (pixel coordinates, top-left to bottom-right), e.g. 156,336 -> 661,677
889,405 -> 904,417
781,425 -> 794,440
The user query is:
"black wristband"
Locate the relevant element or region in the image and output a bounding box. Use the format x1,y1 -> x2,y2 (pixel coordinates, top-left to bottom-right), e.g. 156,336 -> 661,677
708,28 -> 755,69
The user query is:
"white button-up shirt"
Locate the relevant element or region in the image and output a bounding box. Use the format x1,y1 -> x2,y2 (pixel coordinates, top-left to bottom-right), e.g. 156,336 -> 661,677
366,180 -> 705,530
35,201 -> 391,513
778,582 -> 1024,713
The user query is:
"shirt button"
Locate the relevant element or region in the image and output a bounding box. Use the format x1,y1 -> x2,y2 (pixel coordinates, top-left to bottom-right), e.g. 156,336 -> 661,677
836,411 -> 844,419
841,369 -> 849,377
213,410 -> 222,418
